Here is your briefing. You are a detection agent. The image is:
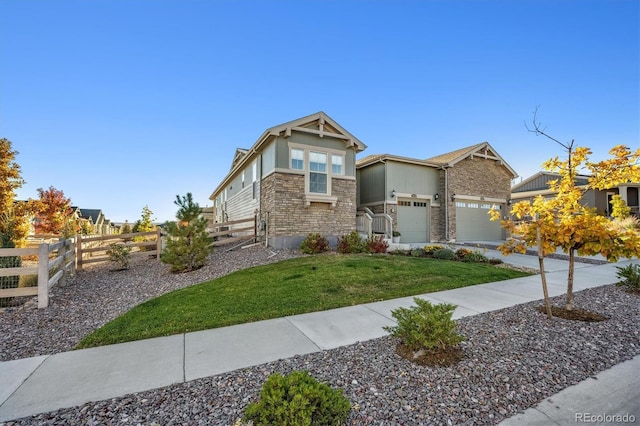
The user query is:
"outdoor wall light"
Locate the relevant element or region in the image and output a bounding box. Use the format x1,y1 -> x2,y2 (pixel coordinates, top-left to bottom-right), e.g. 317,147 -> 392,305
434,193 -> 439,201
451,193 -> 456,201
391,189 -> 396,198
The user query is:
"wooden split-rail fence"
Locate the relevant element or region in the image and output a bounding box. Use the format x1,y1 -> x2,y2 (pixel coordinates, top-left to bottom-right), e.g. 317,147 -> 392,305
0,216 -> 258,309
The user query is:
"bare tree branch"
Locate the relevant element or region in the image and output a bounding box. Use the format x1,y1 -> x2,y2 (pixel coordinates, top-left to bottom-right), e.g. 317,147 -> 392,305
525,106 -> 572,150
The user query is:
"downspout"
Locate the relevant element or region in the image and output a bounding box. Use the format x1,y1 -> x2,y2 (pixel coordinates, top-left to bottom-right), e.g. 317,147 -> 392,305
443,166 -> 449,241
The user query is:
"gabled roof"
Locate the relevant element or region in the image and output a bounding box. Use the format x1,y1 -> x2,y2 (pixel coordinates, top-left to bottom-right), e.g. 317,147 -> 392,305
77,208 -> 103,223
210,111 -> 367,200
511,171 -> 591,193
356,153 -> 440,168
425,142 -> 518,178
263,111 -> 366,152
231,148 -> 249,170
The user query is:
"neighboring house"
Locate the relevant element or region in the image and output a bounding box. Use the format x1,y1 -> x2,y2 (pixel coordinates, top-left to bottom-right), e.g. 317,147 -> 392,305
210,111 -> 367,249
75,208 -> 115,235
356,142 -> 517,243
511,171 -> 640,217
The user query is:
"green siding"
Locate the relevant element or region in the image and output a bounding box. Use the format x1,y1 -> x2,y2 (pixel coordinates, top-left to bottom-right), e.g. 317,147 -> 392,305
387,162 -> 438,199
358,162 -> 386,204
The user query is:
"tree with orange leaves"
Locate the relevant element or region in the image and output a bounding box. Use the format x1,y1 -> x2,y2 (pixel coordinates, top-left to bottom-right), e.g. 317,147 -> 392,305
34,186 -> 74,236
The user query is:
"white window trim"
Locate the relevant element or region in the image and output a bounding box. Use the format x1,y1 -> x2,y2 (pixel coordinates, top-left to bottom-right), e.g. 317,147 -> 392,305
289,143 -> 346,199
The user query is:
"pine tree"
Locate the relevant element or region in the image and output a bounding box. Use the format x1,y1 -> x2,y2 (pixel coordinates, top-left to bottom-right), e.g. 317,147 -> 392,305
161,193 -> 213,273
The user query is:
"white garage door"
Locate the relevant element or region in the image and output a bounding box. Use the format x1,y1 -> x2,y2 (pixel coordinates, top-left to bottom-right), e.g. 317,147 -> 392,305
455,201 -> 503,241
397,199 -> 430,243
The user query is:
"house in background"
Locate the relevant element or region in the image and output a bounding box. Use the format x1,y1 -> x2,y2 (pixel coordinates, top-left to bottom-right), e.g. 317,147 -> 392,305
511,171 -> 640,217
75,208 -> 116,235
356,142 -> 517,243
210,111 -> 366,249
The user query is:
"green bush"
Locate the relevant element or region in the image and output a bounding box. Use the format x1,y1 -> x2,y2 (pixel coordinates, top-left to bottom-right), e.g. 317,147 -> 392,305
244,370 -> 351,426
432,248 -> 455,260
410,248 -> 424,257
383,297 -> 464,352
106,243 -> 132,270
337,231 -> 364,254
461,251 -> 488,263
161,193 -> 214,273
300,233 -> 330,255
364,235 -> 389,254
615,264 -> 640,292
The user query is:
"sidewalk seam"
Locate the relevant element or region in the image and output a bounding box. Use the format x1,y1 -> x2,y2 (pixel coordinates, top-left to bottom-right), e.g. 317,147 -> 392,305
0,355 -> 50,412
283,316 -> 323,352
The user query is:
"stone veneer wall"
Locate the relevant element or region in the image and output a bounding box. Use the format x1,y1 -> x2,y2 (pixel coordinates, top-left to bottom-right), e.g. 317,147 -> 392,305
260,172 -> 357,249
446,158 -> 512,241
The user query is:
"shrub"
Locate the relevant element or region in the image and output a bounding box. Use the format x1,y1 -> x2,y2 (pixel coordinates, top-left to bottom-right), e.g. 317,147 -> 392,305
161,193 -> 214,273
615,264 -> 640,292
455,248 -> 473,260
461,251 -> 488,263
423,245 -> 444,256
365,235 -> 389,254
489,258 -> 503,265
337,231 -> 364,254
432,248 -> 455,260
106,243 -> 132,270
300,233 -> 330,255
383,297 -> 464,352
410,248 -> 424,257
244,370 -> 351,426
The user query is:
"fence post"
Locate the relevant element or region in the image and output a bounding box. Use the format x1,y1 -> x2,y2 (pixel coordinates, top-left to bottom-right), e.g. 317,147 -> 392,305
37,243 -> 49,309
76,233 -> 83,271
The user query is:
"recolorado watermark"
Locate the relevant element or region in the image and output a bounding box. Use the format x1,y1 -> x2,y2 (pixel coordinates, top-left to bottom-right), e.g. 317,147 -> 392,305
575,412 -> 636,423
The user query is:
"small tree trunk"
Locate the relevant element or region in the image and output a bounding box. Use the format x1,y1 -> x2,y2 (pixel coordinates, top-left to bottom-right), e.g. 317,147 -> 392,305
537,226 -> 553,319
566,248 -> 575,310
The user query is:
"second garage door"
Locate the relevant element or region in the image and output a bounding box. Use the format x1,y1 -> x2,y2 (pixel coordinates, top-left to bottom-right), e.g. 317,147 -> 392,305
397,199 -> 430,243
455,201 -> 503,241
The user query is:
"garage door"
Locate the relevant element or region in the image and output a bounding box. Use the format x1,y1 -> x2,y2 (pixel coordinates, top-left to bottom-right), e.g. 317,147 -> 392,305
397,199 -> 429,243
455,201 -> 503,241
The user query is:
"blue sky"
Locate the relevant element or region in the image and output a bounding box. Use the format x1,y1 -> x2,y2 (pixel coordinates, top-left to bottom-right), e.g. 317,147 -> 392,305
1,0 -> 638,223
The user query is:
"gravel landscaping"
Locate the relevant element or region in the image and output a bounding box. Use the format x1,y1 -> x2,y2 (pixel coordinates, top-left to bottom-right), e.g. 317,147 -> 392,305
1,246 -> 639,425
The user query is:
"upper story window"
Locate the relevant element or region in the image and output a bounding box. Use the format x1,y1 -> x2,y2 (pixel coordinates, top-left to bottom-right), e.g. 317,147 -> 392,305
289,143 -> 346,197
331,154 -> 343,175
309,151 -> 327,193
291,148 -> 304,170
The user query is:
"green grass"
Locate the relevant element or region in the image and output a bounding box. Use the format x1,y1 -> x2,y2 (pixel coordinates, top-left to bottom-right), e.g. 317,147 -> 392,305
77,254 -> 531,349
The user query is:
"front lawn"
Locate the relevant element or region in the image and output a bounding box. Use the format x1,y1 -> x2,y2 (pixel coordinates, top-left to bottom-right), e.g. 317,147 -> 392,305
77,254 -> 531,348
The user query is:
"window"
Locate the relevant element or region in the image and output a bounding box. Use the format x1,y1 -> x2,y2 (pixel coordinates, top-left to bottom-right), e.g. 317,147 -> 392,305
291,148 -> 304,170
414,201 -> 427,207
289,144 -> 345,199
399,200 -> 411,206
241,171 -> 245,188
309,151 -> 327,193
331,154 -> 343,175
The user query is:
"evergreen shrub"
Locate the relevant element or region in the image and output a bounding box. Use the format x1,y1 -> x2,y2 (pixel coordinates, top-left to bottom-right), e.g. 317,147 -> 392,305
615,264 -> 640,292
384,297 -> 464,352
432,248 -> 455,260
244,370 -> 351,426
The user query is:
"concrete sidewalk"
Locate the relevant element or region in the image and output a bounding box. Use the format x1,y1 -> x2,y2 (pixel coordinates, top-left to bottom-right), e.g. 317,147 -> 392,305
0,251 -> 638,423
